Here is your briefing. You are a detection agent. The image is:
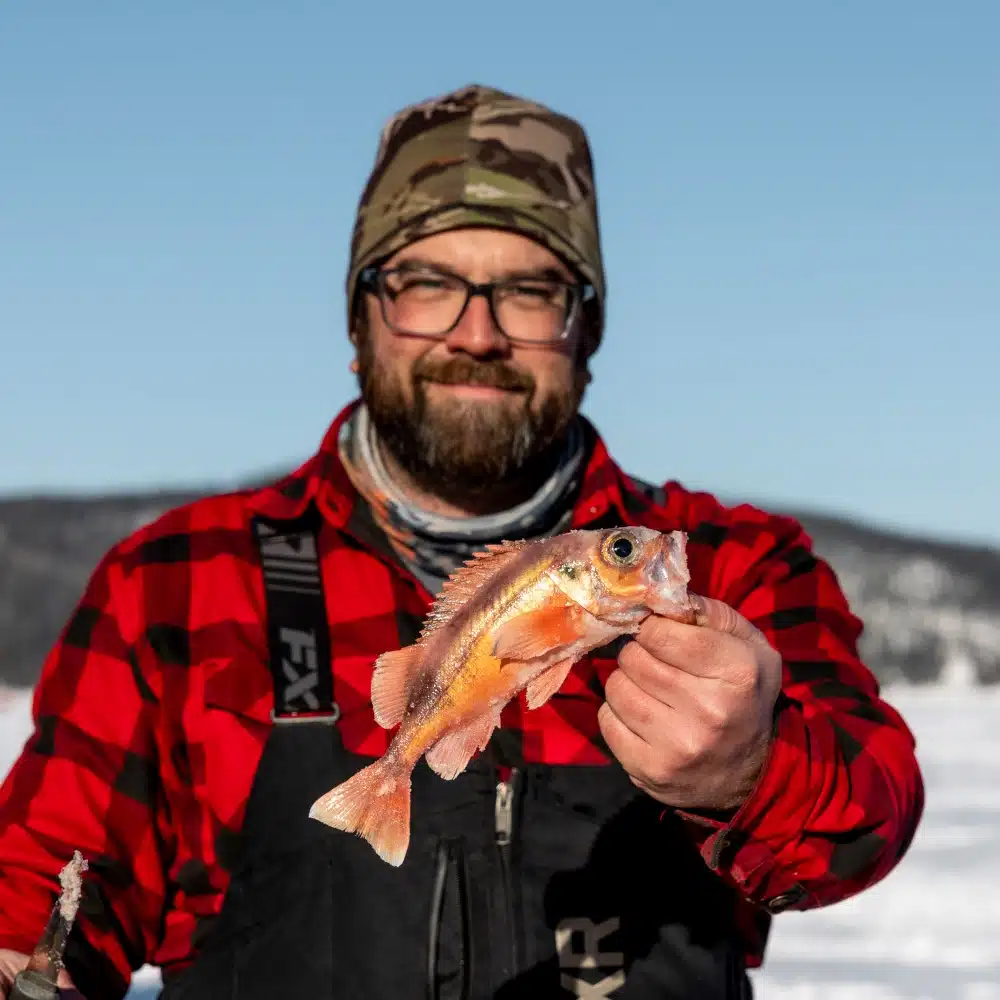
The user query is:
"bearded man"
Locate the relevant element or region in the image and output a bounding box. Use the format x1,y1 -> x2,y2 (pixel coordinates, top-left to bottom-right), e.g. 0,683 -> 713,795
0,84 -> 923,1000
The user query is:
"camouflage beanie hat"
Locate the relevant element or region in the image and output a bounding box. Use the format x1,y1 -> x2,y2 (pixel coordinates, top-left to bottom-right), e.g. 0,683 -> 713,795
346,83 -> 607,354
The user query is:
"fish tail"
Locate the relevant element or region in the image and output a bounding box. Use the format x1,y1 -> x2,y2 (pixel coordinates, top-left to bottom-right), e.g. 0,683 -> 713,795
308,757 -> 412,867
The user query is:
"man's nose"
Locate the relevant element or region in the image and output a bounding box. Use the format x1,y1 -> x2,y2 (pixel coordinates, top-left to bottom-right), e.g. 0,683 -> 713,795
443,293 -> 509,355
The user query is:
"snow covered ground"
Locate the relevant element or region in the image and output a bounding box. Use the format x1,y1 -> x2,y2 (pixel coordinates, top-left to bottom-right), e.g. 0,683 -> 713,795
1,684 -> 997,999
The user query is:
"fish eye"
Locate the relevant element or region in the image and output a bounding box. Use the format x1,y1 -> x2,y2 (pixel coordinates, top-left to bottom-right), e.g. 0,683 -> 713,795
611,537 -> 633,560
603,531 -> 639,566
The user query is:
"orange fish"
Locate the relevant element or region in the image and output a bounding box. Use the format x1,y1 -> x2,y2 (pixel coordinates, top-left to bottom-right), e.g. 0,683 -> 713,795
308,526 -> 695,866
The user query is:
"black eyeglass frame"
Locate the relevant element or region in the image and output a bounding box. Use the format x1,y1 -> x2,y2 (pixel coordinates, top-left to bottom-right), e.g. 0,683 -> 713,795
357,265 -> 597,346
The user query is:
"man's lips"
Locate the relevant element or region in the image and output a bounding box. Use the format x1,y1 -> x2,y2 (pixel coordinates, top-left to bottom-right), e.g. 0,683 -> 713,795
423,380 -> 527,396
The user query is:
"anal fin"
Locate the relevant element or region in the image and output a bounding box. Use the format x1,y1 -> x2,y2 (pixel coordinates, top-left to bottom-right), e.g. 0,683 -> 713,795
524,657 -> 576,710
424,711 -> 501,781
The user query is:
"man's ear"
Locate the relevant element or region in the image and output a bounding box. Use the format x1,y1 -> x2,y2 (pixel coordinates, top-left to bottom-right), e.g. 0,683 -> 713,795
349,295 -> 370,347
574,336 -> 593,384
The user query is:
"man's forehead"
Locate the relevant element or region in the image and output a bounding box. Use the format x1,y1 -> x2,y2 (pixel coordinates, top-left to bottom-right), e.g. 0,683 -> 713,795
386,227 -> 573,277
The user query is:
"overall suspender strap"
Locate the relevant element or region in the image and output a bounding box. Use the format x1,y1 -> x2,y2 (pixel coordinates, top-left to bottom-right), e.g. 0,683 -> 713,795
251,511 -> 340,724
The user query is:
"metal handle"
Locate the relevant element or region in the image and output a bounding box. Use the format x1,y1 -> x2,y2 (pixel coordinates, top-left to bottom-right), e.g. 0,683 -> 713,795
8,969 -> 58,1000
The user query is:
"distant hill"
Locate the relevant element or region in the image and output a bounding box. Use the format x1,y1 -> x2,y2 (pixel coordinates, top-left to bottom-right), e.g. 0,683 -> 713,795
1,483 -> 997,688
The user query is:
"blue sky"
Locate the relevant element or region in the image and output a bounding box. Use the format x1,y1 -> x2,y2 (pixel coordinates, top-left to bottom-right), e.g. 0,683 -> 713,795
1,2 -> 997,546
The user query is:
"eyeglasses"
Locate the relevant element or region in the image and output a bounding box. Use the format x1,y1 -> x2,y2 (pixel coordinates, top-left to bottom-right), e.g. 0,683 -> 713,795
357,265 -> 596,346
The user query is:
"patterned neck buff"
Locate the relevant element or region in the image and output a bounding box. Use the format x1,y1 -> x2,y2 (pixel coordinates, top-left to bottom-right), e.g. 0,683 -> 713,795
338,404 -> 587,595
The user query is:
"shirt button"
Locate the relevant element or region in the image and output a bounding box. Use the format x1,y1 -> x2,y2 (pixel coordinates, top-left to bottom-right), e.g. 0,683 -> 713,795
765,885 -> 806,913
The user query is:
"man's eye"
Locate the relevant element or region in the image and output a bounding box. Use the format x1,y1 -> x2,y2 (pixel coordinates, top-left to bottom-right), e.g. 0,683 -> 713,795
402,276 -> 448,289
502,283 -> 567,308
390,273 -> 455,295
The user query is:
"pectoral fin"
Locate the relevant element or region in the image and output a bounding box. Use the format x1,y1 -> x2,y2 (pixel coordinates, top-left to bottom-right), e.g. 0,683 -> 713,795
491,604 -> 582,661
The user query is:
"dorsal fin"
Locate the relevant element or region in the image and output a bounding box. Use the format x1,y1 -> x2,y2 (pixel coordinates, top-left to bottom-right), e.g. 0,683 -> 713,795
419,540 -> 531,639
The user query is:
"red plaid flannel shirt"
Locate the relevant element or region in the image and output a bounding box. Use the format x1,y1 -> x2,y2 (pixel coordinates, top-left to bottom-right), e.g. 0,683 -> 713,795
0,402 -> 924,995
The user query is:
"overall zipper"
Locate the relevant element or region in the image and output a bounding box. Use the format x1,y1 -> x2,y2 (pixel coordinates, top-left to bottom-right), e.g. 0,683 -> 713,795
495,772 -> 516,847
494,767 -> 520,980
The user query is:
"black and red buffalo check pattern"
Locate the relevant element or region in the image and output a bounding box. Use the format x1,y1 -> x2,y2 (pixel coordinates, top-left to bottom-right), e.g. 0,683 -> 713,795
0,401 -> 924,995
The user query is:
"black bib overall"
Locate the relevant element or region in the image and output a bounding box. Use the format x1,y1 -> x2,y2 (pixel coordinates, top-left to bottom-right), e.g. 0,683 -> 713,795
160,515 -> 753,1000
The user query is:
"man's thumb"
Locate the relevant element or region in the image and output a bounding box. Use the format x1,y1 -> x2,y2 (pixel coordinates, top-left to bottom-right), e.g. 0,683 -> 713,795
690,594 -> 771,648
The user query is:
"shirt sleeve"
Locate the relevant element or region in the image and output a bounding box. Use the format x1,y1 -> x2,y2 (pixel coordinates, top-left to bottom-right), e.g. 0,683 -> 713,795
674,503 -> 925,916
0,546 -> 167,999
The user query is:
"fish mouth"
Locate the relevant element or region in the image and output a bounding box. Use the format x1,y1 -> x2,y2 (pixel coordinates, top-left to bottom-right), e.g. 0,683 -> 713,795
644,531 -> 695,621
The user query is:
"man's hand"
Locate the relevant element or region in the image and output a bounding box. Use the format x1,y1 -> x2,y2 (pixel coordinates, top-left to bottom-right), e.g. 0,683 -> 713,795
0,948 -> 77,998
599,595 -> 783,813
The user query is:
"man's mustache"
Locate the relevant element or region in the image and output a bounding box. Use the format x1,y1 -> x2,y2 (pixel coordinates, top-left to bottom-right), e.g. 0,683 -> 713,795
413,356 -> 535,394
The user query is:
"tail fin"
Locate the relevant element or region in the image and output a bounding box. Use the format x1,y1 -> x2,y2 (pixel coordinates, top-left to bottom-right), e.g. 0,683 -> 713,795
308,758 -> 412,867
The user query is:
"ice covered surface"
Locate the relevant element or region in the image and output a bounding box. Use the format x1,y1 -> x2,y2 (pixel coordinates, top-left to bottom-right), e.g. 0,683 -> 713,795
1,684 -> 998,999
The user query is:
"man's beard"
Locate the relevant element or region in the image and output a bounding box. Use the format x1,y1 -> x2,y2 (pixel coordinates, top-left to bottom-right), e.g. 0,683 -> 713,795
356,337 -> 588,495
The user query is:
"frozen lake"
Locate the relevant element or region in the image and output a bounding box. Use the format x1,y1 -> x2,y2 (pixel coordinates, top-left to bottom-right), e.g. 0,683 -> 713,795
2,684 -> 997,999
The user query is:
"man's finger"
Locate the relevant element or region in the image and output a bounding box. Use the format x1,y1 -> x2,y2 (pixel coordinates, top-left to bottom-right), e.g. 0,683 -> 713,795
617,640 -> 701,706
633,614 -> 739,679
597,700 -> 654,779
604,664 -> 685,745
